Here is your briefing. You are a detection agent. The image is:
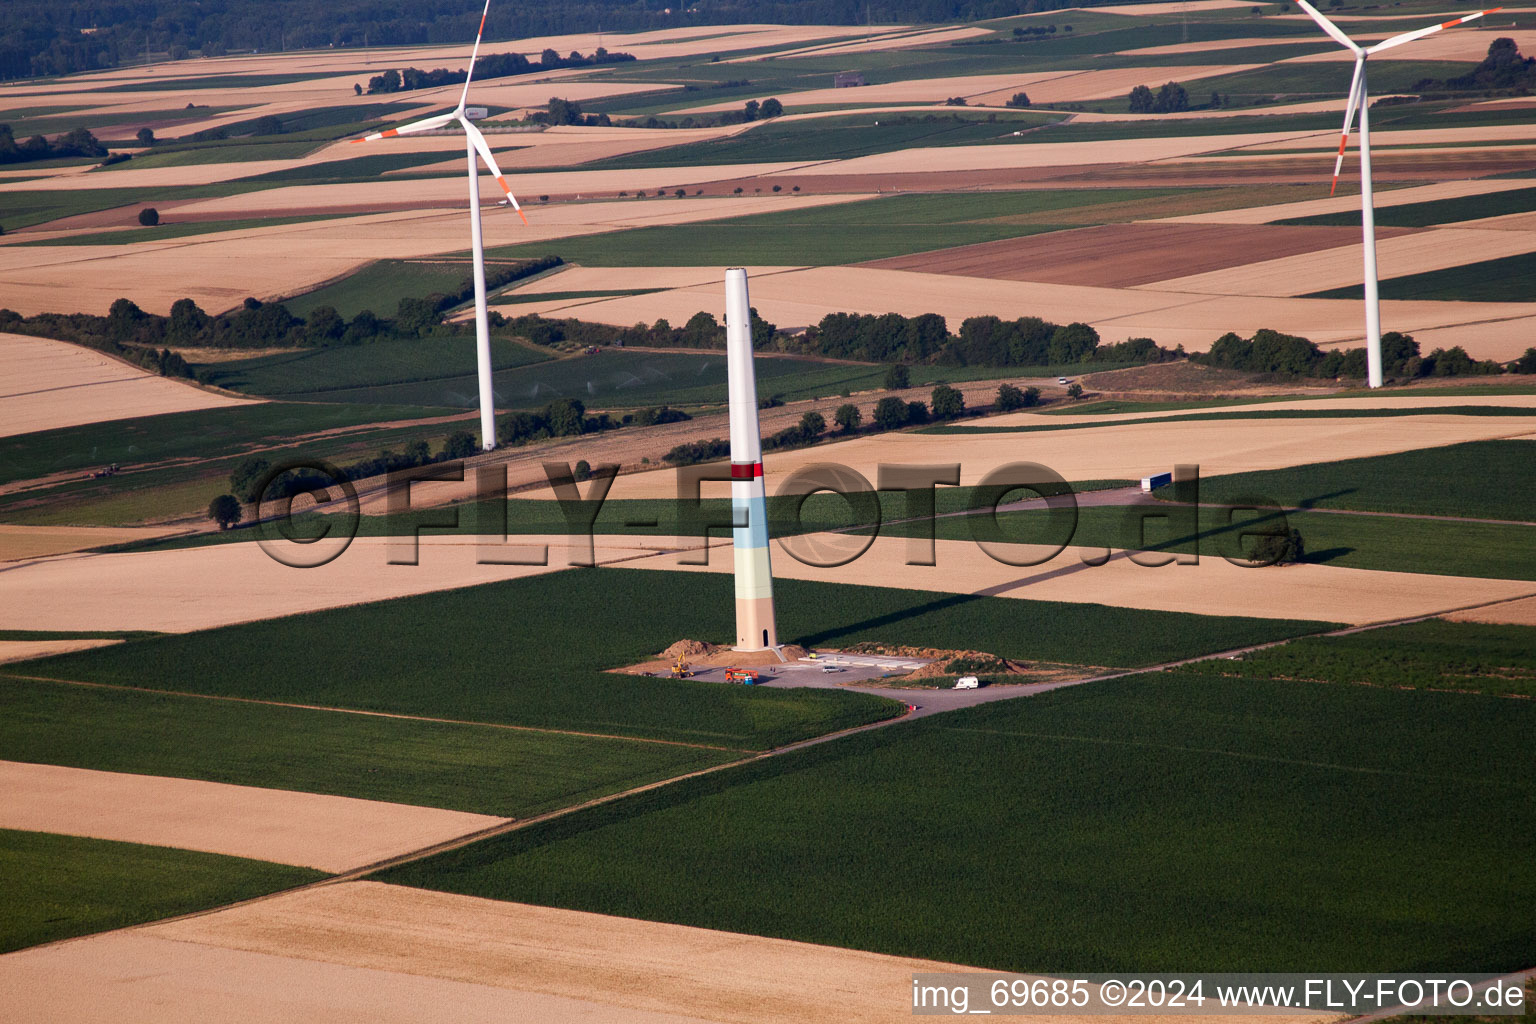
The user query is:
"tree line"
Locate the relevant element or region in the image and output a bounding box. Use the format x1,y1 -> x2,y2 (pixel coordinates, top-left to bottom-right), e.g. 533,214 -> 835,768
365,48 -> 634,95
0,124 -> 105,165
1193,328 -> 1514,379
1413,38 -> 1536,94
662,380 -> 1045,466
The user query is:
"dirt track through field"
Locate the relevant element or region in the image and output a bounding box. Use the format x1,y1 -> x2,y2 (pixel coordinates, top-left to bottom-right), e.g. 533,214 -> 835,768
863,222 -> 1419,287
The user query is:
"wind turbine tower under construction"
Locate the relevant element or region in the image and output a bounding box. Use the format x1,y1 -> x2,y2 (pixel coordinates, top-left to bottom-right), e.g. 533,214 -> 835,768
724,269 -> 779,653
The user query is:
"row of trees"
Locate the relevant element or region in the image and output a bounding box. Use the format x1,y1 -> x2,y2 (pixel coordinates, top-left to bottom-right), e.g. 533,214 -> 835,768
507,308 -> 1181,371
1194,328 -> 1511,379
663,380 -> 1044,466
366,48 -> 635,96
0,123 -> 105,165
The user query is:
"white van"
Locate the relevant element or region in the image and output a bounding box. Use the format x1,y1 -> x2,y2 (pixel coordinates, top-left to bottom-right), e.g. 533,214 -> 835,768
954,676 -> 980,689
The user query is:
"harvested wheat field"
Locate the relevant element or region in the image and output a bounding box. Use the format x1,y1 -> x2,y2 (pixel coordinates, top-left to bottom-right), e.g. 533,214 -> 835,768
815,129 -> 1313,175
0,762 -> 505,873
588,411 -> 1536,504
1245,123 -> 1536,152
1284,26 -> 1536,64
619,536 -> 1534,626
987,392 -> 1536,428
0,882 -> 1331,1024
504,265 -> 806,295
0,334 -> 255,436
744,24 -> 993,60
540,265 -> 1536,355
401,123 -> 755,173
1442,595 -> 1536,626
0,535 -> 700,634
0,639 -> 121,665
865,222 -> 1416,287
0,196 -> 868,316
1141,226 -> 1536,297
0,525 -> 190,561
1396,317 -> 1536,362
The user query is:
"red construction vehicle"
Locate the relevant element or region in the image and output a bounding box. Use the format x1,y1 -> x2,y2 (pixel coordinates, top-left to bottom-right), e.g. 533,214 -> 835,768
724,668 -> 759,686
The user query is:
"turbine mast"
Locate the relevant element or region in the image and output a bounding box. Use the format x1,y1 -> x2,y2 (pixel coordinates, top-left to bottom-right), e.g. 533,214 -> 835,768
467,127 -> 496,450
725,269 -> 778,653
1357,61 -> 1383,390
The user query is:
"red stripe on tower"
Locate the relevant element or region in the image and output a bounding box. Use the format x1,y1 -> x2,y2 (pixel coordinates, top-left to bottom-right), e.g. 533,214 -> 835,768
730,462 -> 763,480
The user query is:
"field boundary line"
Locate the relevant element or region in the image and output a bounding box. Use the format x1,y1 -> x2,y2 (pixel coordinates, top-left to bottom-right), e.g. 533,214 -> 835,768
0,671 -> 756,753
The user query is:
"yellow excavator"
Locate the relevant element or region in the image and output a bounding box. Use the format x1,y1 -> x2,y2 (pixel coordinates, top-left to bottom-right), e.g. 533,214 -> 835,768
670,657 -> 692,679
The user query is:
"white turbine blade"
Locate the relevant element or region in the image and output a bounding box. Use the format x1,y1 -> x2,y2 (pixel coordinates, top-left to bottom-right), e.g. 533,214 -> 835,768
457,0 -> 494,112
462,118 -> 527,225
1332,57 -> 1366,195
1295,0 -> 1364,53
351,110 -> 456,143
1367,6 -> 1502,54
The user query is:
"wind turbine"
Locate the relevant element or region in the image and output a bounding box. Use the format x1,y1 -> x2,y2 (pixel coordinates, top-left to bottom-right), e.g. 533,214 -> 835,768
351,0 -> 526,449
1295,1 -> 1500,389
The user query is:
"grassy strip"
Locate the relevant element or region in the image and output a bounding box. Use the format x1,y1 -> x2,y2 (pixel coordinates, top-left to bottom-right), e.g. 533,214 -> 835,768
1184,620 -> 1536,698
1179,440 -> 1536,522
200,335 -> 552,397
924,406 -> 1536,434
377,670 -> 1536,972
7,212 -> 369,247
0,829 -> 321,953
0,676 -> 739,816
1305,250 -> 1536,303
0,401 -> 455,489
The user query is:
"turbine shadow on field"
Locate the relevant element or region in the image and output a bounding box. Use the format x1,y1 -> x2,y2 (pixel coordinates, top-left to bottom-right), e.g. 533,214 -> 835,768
793,591 -> 984,648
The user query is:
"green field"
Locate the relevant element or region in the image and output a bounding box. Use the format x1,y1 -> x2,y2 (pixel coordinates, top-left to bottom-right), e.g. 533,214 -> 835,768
1185,620 -> 1536,698
1192,59 -> 1476,103
1184,440 -> 1536,522
14,569 -> 1325,743
1278,186 -> 1536,229
485,190 -> 1187,266
927,406 -> 1535,435
377,669 -> 1536,972
8,212 -> 367,247
0,400 -> 453,488
572,112 -> 1063,170
0,829 -> 321,953
0,676 -> 739,814
16,571 -> 902,749
1306,250 -> 1536,303
202,335 -> 552,397
278,258 -> 547,320
896,503 -> 1536,582
257,348 -> 1042,409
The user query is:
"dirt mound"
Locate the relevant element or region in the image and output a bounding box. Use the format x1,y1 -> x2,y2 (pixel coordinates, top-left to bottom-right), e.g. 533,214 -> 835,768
618,640 -> 812,675
842,642 -> 1030,680
661,639 -> 719,659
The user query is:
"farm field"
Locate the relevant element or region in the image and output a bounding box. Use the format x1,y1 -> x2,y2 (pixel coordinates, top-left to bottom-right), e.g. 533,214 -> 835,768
201,333 -> 552,398
901,502 -> 1536,582
0,828 -> 321,953
1183,619 -> 1536,698
0,332 -> 257,437
1308,249 -> 1536,303
5,2 -> 1536,1016
377,670 -> 1536,973
1184,439 -> 1536,522
0,676 -> 740,816
7,569 -> 906,747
